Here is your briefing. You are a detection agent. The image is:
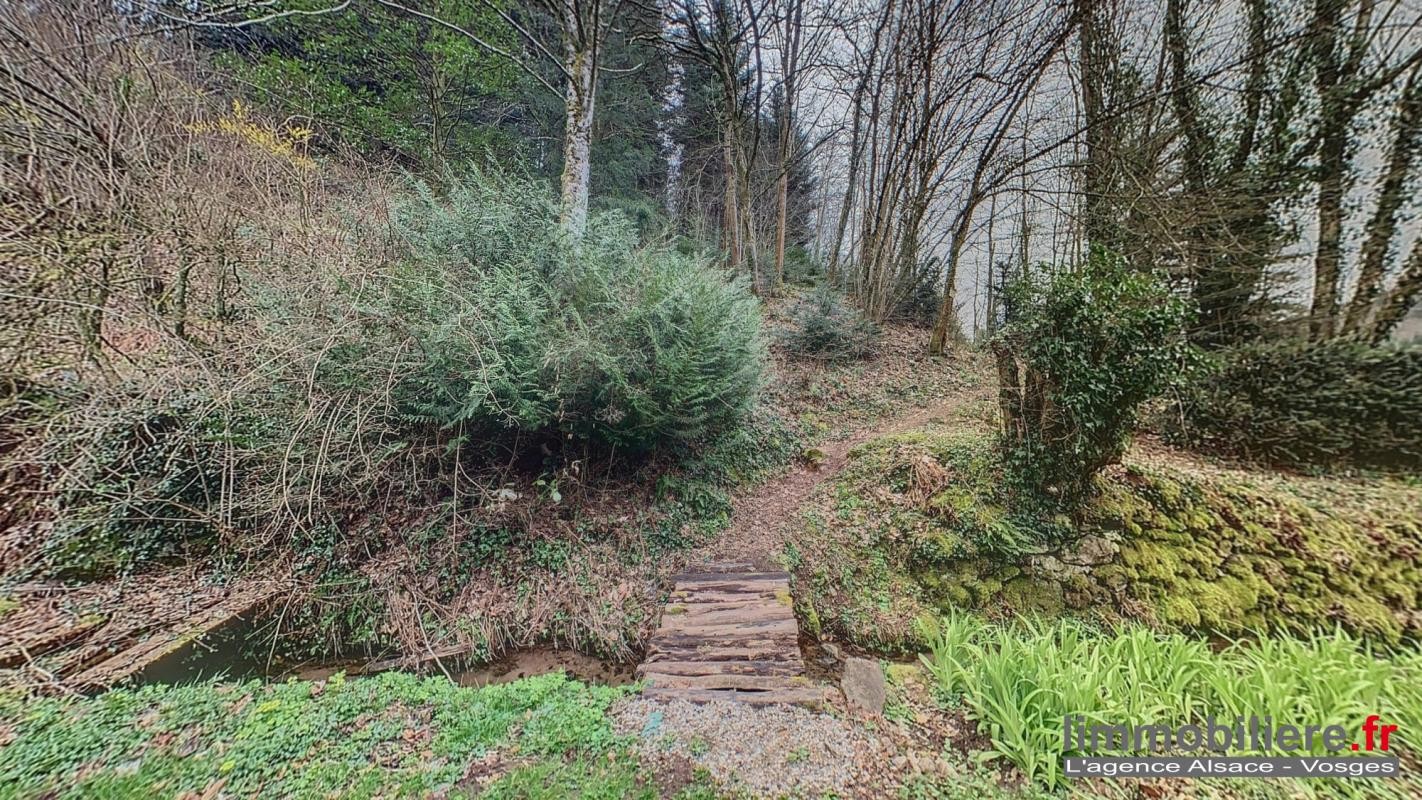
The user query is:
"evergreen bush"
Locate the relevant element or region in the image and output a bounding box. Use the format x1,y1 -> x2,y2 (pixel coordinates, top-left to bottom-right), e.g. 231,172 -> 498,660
780,286 -> 878,361
1168,339 -> 1422,470
319,172 -> 766,453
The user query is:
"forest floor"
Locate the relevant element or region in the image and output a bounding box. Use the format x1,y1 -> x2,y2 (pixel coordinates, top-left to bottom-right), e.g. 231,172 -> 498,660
686,382 -> 994,571
4,308 -> 1420,799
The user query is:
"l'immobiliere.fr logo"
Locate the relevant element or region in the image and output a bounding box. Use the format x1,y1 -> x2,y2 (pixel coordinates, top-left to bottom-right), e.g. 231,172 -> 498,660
1062,715 -> 1402,779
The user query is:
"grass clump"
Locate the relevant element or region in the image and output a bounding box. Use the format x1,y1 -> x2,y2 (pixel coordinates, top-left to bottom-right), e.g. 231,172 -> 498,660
920,613 -> 1422,792
0,671 -> 636,799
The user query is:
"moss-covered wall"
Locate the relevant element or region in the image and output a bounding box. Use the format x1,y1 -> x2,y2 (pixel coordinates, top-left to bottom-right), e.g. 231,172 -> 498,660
1088,466 -> 1421,643
792,428 -> 1422,654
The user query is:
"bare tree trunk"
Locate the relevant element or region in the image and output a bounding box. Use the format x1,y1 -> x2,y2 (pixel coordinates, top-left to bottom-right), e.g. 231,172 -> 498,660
1371,235 -> 1422,342
928,208 -> 973,354
560,31 -> 597,236
1344,63 -> 1422,334
773,125 -> 791,292
772,0 -> 804,294
827,90 -> 865,283
722,126 -> 743,270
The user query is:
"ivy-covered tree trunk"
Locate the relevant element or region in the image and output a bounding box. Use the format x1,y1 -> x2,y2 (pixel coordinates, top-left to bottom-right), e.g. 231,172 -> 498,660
1076,0 -> 1121,254
1307,0 -> 1358,340
992,252 -> 1193,503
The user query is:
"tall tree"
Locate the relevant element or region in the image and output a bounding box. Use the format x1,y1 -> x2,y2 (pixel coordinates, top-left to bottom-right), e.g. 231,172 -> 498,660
1303,0 -> 1422,339
668,0 -> 770,281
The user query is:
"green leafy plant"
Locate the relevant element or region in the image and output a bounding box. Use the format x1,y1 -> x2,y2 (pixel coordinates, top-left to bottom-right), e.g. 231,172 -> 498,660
23,386 -> 263,578
0,671 -> 636,799
919,613 -> 1422,791
993,250 -> 1196,501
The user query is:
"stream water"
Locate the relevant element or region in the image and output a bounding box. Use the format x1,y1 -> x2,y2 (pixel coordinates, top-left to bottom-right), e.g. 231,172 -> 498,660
130,613 -> 633,688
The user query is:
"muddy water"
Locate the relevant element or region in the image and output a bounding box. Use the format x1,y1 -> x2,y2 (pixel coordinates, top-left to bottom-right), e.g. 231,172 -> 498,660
131,615 -> 631,688
130,613 -> 276,685
455,648 -> 634,687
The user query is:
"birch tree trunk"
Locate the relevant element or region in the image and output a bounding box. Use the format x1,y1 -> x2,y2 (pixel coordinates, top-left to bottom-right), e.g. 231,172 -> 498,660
560,32 -> 597,236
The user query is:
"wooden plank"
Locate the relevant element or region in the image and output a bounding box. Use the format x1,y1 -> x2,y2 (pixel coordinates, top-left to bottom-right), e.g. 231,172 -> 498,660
637,563 -> 822,707
672,571 -> 789,583
673,591 -> 790,606
659,606 -> 794,628
641,686 -> 832,706
646,645 -> 796,662
635,660 -> 799,677
658,616 -> 798,635
686,561 -> 760,573
671,598 -> 794,614
666,592 -> 783,607
641,673 -> 814,691
670,581 -> 789,595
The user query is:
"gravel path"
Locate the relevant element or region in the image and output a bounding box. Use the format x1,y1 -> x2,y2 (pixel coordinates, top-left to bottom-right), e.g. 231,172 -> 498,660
613,696 -> 891,797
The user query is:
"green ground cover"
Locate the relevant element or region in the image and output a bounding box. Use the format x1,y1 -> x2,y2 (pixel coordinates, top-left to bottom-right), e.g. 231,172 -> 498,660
0,673 -> 710,800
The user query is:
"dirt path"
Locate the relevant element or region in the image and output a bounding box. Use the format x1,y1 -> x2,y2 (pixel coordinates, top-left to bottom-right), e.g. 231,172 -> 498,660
689,394 -> 983,570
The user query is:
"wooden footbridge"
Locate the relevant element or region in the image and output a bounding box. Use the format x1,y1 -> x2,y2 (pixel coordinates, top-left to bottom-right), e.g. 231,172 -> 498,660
636,562 -> 829,705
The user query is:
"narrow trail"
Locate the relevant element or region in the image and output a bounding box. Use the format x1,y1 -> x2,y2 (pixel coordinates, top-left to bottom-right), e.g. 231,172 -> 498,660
638,392 -> 984,705
689,395 -> 975,570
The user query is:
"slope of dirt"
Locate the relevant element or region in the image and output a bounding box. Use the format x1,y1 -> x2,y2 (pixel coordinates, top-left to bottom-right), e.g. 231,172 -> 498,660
691,383 -> 995,570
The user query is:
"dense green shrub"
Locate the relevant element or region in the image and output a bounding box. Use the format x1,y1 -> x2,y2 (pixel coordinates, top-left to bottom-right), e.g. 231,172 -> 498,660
779,286 -> 878,361
994,251 -> 1196,500
2,174 -> 768,581
316,172 -> 766,453
1168,339 -> 1422,470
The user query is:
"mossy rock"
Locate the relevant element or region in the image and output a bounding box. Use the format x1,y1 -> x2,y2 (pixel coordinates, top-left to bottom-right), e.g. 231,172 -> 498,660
999,576 -> 1066,616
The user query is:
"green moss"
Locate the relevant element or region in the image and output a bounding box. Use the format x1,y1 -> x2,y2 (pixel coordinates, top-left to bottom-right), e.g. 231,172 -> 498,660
797,424 -> 1422,657
999,577 -> 1066,616
1158,595 -> 1201,627
797,596 -> 822,638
